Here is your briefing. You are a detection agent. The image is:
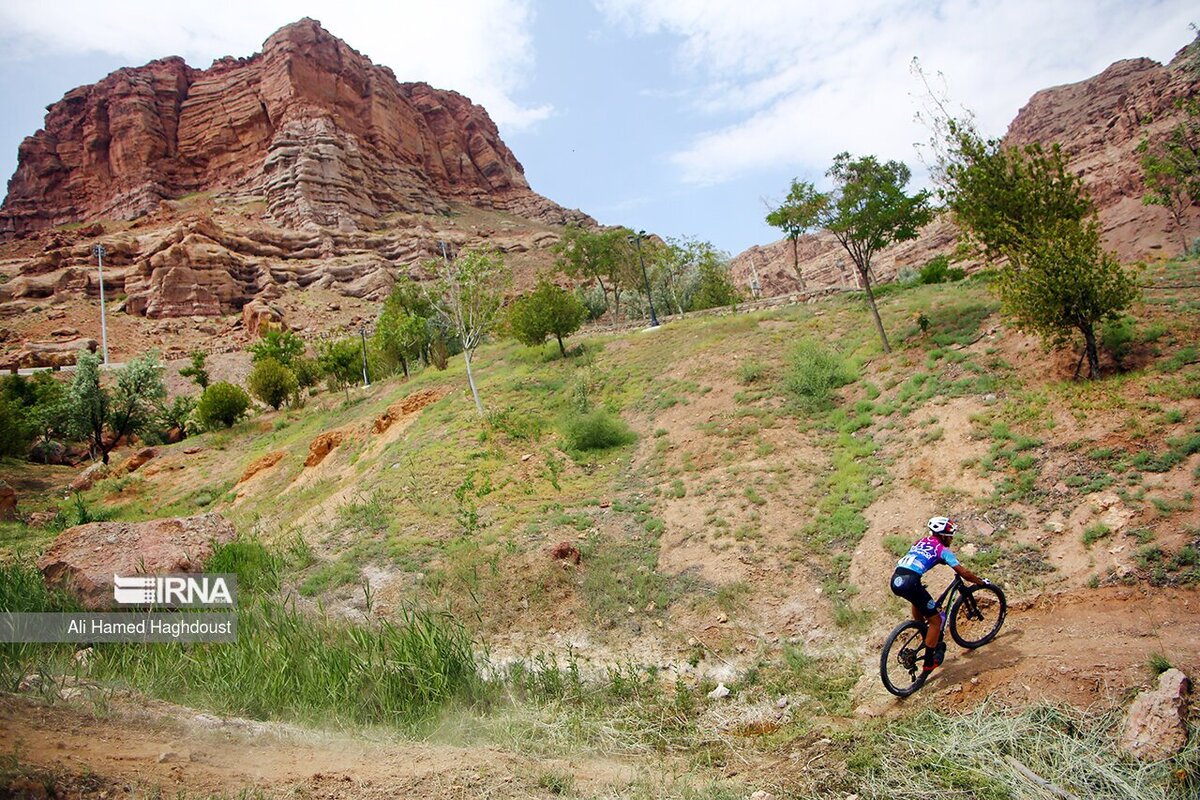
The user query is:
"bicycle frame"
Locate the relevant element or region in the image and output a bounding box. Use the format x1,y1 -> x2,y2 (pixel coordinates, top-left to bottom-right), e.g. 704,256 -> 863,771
932,574 -> 966,615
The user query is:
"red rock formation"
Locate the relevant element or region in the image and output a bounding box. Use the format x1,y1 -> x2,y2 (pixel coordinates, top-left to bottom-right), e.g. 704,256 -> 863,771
1,18 -> 584,239
736,44 -> 1200,297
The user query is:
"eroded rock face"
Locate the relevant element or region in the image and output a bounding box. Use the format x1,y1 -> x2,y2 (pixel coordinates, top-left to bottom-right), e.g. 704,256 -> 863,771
0,18 -> 584,239
36,512 -> 237,610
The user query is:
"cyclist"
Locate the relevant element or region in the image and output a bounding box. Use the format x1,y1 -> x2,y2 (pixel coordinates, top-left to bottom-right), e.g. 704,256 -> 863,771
889,517 -> 986,675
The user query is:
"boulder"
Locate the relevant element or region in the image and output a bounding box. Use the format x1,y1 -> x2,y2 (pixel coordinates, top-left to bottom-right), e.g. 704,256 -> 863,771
114,446 -> 157,476
70,461 -> 109,492
243,297 -> 287,337
1120,668 -> 1192,761
0,480 -> 16,521
37,512 -> 237,609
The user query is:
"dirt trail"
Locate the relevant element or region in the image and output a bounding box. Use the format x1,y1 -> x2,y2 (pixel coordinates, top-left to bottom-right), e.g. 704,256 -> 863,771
0,695 -> 635,798
6,587 -> 1198,797
857,585 -> 1200,713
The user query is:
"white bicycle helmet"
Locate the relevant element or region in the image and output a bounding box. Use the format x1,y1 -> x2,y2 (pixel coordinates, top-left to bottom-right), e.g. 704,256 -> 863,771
927,516 -> 958,540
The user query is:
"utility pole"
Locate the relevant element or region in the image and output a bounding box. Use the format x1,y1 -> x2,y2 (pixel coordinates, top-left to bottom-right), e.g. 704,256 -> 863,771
630,231 -> 660,327
359,326 -> 371,388
93,244 -> 110,365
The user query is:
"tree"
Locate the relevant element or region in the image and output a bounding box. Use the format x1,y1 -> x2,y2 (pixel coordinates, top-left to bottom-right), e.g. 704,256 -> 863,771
247,357 -> 298,410
248,330 -> 305,367
375,278 -> 434,378
1138,97 -> 1200,253
941,121 -> 1139,378
179,350 -> 209,389
196,382 -> 250,429
158,395 -> 197,438
68,351 -> 166,463
782,154 -> 933,352
690,256 -> 743,311
508,279 -> 587,357
554,225 -> 640,322
766,179 -> 828,287
318,339 -> 363,401
428,249 -> 511,415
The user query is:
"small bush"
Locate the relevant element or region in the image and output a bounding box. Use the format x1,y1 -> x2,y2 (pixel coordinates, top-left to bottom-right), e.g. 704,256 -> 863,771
1082,523 -> 1111,548
782,339 -> 856,408
562,409 -> 637,453
737,360 -> 766,385
1100,316 -> 1137,367
247,357 -> 298,410
196,382 -> 250,429
205,538 -> 280,596
918,255 -> 966,284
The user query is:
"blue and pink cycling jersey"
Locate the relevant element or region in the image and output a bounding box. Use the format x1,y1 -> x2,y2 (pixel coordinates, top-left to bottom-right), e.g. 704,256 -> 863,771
896,535 -> 960,575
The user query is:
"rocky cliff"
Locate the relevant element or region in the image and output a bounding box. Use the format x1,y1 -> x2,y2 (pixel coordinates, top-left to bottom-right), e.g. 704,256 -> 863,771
0,18 -> 581,239
733,43 -> 1200,296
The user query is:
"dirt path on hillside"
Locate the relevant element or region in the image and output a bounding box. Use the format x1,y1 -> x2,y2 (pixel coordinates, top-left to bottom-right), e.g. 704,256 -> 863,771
6,586 -> 1198,798
856,585 -> 1200,714
0,695 -> 638,799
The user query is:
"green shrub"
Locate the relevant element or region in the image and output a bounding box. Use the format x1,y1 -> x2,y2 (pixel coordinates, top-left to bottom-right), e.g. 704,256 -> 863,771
205,538 -> 281,596
247,357 -> 298,410
918,255 -> 966,284
737,360 -> 766,385
782,339 -> 856,408
1100,316 -> 1137,367
562,409 -> 637,452
196,382 -> 250,429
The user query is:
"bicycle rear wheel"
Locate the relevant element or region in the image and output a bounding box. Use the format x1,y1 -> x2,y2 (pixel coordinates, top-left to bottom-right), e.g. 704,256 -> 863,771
880,620 -> 930,697
949,583 -> 1007,648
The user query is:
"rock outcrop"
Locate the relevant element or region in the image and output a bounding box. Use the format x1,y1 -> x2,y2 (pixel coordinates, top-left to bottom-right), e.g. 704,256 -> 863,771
37,512 -> 237,609
0,18 -> 586,239
736,43 -> 1200,297
1119,667 -> 1192,761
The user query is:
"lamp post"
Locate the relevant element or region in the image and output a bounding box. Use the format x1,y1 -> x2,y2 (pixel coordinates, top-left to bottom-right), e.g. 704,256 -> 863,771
630,230 -> 660,328
92,244 -> 110,365
359,325 -> 370,387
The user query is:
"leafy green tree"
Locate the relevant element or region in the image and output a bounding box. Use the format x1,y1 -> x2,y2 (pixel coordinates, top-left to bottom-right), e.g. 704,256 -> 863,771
690,258 -> 742,311
554,225 -> 641,322
248,330 -> 305,367
1,373 -> 68,458
68,351 -> 166,463
428,249 -> 511,415
941,121 -> 1138,378
318,338 -> 363,401
196,382 -> 250,429
1138,98 -> 1200,253
179,350 -> 210,389
292,356 -> 322,390
782,154 -> 933,352
0,394 -> 32,457
766,179 -> 828,287
247,357 -> 299,410
375,278 -> 434,378
158,395 -> 197,438
508,279 -> 587,357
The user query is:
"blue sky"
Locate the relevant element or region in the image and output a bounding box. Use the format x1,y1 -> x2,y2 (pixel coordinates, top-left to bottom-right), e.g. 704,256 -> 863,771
0,1 -> 1194,256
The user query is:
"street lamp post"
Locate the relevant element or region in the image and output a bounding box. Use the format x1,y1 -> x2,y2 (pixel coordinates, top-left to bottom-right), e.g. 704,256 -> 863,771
359,326 -> 371,387
630,231 -> 660,328
93,244 -> 110,365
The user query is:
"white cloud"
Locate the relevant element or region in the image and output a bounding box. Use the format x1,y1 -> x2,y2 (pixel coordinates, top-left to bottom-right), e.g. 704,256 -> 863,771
0,0 -> 551,131
596,0 -> 1197,185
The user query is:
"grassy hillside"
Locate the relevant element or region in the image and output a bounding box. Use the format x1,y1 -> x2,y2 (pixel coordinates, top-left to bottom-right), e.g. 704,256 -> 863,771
2,254 -> 1199,798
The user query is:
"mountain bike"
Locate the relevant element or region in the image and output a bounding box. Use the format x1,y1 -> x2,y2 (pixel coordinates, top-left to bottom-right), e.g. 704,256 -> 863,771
879,575 -> 1006,697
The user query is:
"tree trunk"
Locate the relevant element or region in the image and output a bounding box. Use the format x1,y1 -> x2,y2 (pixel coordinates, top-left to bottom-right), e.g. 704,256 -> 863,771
1081,322 -> 1100,379
464,350 -> 485,416
791,237 -> 804,288
556,333 -> 567,358
861,271 -> 891,353
400,354 -> 409,378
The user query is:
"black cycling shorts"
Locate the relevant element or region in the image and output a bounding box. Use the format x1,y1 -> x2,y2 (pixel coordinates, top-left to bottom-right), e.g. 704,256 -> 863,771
890,568 -> 937,614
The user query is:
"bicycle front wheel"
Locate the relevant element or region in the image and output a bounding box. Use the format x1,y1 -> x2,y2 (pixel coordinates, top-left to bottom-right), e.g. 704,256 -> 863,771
880,620 -> 929,697
949,583 -> 1007,648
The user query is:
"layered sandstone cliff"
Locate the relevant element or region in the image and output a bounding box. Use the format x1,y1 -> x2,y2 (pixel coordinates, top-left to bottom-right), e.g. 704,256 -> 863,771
0,18 -> 582,239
